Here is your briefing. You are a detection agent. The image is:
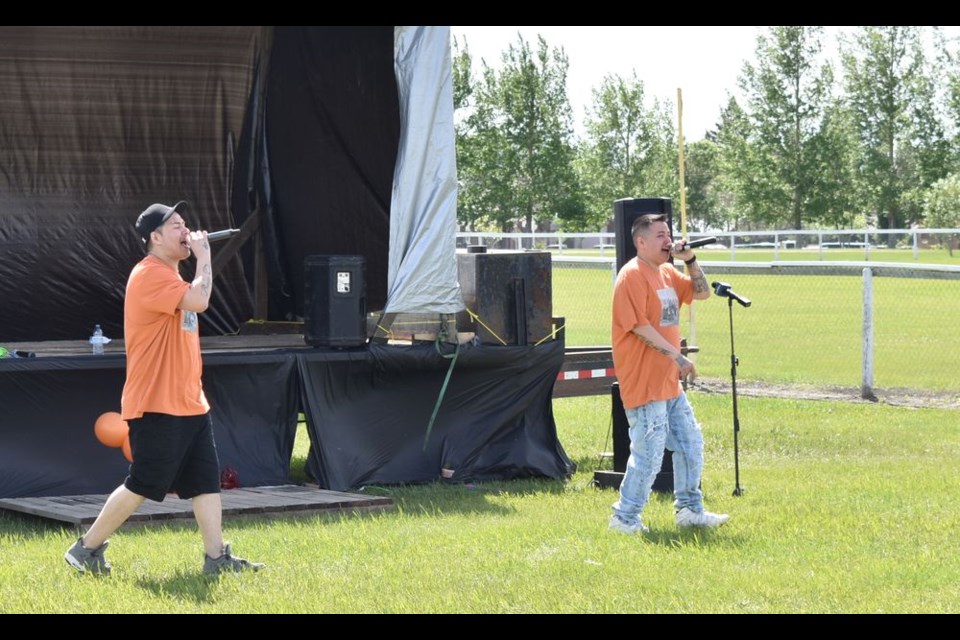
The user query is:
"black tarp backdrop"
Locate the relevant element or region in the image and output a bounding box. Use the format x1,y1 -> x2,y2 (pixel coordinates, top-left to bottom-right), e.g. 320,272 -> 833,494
0,351 -> 301,498
0,26 -> 396,341
264,26 -> 398,322
0,343 -> 574,498
0,27 -> 575,499
300,341 -> 573,491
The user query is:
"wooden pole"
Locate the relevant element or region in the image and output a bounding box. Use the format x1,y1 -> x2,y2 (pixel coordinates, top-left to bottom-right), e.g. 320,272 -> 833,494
677,88 -> 697,351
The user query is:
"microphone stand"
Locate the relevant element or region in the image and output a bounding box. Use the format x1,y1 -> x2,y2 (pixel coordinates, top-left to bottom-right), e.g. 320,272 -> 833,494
726,296 -> 744,497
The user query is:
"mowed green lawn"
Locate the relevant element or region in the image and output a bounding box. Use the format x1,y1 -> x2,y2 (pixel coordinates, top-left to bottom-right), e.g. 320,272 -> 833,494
553,258 -> 960,392
2,394 -> 958,613
1,247 -> 957,613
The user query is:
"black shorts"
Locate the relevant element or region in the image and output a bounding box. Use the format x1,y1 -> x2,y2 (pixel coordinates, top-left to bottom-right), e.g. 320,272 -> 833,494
124,412 -> 221,502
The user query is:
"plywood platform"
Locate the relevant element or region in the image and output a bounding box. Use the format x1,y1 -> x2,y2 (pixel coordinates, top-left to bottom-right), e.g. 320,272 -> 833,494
0,485 -> 394,527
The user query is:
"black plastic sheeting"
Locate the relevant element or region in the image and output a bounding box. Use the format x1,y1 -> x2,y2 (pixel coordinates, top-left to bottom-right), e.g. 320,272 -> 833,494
0,350 -> 300,499
0,343 -> 574,498
301,341 -> 574,491
264,26 -> 398,322
0,26 -> 396,342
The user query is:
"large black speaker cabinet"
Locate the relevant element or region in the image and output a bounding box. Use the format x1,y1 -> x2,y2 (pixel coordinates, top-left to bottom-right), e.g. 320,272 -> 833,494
611,381 -> 673,493
456,251 -> 553,346
304,255 -> 367,348
613,197 -> 675,272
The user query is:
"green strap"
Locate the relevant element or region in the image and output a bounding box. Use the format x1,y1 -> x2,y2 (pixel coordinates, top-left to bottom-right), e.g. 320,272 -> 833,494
423,331 -> 460,450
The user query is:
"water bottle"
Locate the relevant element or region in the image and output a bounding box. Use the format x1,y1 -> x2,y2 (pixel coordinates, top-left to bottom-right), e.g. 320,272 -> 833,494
91,325 -> 104,355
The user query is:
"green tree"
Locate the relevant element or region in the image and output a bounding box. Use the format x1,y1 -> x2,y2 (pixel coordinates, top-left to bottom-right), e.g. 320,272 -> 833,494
737,26 -> 848,229
451,36 -> 487,231
805,102 -> 862,228
454,34 -> 581,233
922,172 -> 960,255
682,137 -> 727,232
576,72 -> 678,232
841,26 -> 946,236
451,36 -> 516,233
713,96 -> 763,230
931,27 -> 960,173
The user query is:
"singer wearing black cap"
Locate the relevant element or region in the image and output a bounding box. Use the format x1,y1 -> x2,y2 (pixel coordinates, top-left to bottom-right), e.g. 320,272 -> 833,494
608,213 -> 730,535
64,201 -> 264,577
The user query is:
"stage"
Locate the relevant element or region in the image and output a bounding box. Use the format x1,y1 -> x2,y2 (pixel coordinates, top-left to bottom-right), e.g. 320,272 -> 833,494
0,484 -> 394,527
0,332 -> 574,500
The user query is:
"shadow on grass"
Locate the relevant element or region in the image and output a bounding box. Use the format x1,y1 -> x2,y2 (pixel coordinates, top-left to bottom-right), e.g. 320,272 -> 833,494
1,465 -> 578,538
346,475 -> 571,520
642,526 -> 741,547
136,571 -> 220,604
288,444 -> 578,521
0,510 -> 76,539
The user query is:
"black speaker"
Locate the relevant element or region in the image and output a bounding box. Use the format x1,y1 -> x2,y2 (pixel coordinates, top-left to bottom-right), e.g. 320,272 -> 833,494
304,255 -> 366,348
456,251 -> 553,346
611,381 -> 673,493
613,197 -> 675,272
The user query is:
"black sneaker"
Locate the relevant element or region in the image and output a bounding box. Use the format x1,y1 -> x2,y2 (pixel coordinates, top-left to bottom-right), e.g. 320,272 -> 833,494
64,537 -> 111,575
203,543 -> 264,576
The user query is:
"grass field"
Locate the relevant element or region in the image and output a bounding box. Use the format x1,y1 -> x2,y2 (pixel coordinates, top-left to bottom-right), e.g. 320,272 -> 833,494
1,246 -> 956,613
552,256 -> 960,393
2,393 -> 958,613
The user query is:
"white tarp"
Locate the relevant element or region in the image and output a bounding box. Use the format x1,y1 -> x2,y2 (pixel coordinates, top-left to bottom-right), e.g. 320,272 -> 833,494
386,26 -> 464,313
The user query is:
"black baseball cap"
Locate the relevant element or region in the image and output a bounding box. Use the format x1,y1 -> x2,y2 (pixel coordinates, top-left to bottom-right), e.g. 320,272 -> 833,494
135,201 -> 187,244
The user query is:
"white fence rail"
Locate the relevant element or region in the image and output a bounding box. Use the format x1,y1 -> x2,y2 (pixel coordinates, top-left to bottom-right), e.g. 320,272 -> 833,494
548,256 -> 960,397
457,228 -> 960,260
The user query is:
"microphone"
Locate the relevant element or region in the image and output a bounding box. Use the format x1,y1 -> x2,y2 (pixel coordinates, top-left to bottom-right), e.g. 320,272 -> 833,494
206,229 -> 241,242
712,281 -> 752,308
684,236 -> 717,249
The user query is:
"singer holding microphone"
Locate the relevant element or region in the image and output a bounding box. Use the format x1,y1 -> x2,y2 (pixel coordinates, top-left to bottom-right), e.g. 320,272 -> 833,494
65,200 -> 263,576
608,213 -> 730,535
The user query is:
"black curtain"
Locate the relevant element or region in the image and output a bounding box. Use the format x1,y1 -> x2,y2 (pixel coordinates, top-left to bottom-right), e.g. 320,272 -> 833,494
0,26 -> 268,341
263,26 -> 398,321
0,351 -> 300,498
300,342 -> 574,491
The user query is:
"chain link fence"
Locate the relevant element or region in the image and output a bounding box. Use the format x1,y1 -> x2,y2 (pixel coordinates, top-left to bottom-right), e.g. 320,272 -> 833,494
550,256 -> 959,397
455,230 -> 959,397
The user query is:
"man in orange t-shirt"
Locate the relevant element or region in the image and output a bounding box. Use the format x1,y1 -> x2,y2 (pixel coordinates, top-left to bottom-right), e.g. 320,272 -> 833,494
608,213 -> 730,534
65,201 -> 263,576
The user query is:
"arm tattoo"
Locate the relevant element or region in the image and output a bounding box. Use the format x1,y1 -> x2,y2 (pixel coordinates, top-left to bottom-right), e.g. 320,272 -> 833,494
689,263 -> 709,294
637,333 -> 675,358
199,264 -> 213,299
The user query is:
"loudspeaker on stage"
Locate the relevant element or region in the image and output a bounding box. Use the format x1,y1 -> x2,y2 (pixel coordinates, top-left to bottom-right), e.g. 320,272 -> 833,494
304,255 -> 367,348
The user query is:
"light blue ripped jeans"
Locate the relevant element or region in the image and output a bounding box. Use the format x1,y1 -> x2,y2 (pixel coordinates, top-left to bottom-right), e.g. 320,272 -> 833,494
612,391 -> 704,524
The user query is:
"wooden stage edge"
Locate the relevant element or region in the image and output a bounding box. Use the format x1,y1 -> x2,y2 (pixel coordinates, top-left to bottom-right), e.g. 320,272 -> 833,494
0,485 -> 395,529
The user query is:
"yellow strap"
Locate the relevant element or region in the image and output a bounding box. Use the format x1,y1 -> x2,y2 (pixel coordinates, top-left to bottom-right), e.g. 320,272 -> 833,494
465,307 -> 507,346
533,322 -> 564,346
375,324 -> 395,340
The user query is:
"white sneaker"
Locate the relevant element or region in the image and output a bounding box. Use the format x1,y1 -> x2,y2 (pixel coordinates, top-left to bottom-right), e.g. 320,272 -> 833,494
609,515 -> 649,534
676,507 -> 729,529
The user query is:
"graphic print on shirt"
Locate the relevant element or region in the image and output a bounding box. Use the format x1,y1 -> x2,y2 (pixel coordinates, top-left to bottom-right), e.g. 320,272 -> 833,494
657,287 -> 680,326
182,310 -> 199,333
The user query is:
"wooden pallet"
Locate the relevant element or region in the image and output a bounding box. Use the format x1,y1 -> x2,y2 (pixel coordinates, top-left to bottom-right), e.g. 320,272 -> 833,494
0,485 -> 394,527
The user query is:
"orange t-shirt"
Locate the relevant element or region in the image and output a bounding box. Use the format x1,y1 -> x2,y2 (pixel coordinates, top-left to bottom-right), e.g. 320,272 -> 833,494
611,258 -> 694,409
120,255 -> 210,420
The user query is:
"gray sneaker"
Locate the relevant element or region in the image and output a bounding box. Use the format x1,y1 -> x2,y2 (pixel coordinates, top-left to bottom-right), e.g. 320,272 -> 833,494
203,543 -> 264,576
64,537 -> 111,575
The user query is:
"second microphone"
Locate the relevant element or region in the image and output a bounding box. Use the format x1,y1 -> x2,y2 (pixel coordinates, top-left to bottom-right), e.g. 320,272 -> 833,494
683,236 -> 717,249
